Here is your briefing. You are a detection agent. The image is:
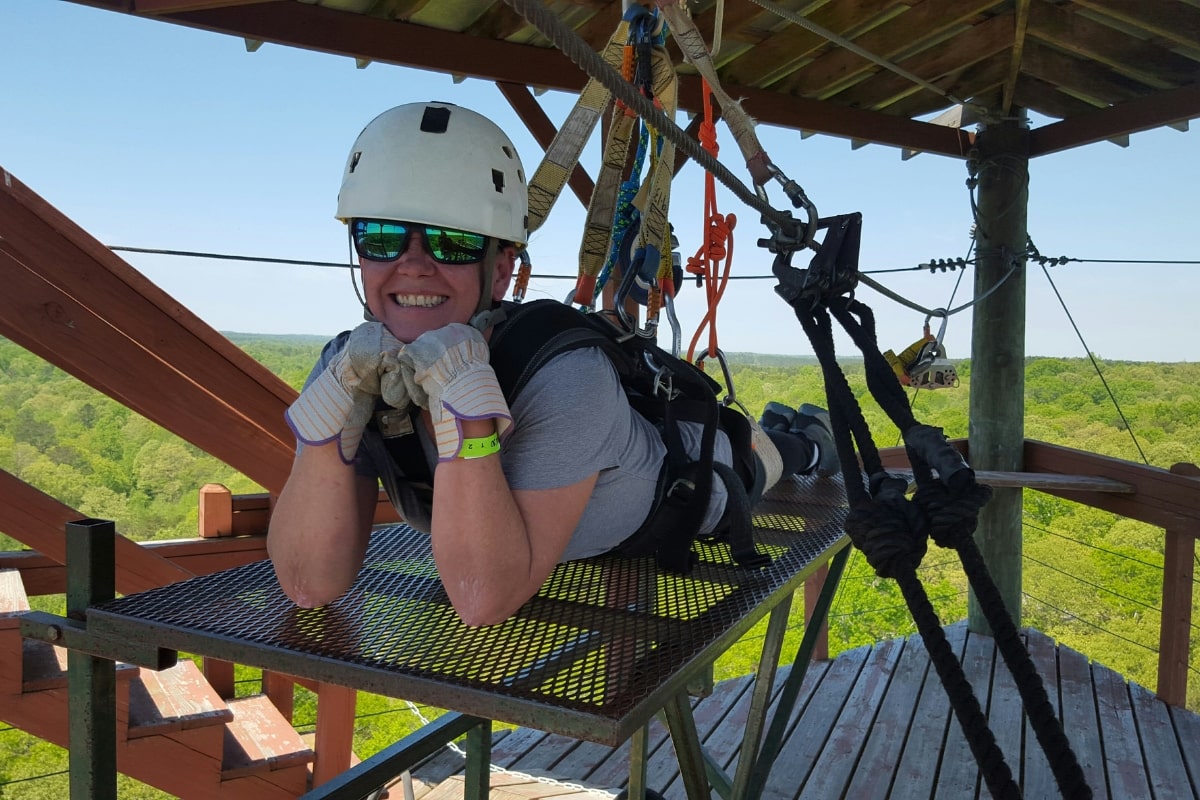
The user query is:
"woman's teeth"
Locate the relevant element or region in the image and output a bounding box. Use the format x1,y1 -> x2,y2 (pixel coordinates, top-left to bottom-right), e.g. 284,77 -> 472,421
391,294 -> 447,308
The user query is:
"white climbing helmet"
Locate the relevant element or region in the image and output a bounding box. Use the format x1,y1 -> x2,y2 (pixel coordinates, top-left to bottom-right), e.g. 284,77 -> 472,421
335,101 -> 528,247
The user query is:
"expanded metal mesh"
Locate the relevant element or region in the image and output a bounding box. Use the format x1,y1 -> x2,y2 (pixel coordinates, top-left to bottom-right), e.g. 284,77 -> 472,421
95,475 -> 847,727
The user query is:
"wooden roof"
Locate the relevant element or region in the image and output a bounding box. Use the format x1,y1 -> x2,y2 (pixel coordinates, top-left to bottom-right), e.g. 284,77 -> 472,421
67,0 -> 1200,158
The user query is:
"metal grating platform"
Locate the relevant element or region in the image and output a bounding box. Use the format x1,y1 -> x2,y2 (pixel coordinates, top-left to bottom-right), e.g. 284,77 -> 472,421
88,475 -> 849,745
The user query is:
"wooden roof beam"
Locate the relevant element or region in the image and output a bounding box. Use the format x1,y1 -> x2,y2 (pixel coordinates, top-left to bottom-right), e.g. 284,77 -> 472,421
143,0 -> 976,157
1022,40 -> 1158,108
832,12 -> 1012,112
721,0 -> 903,90
132,0 -> 280,12
1072,0 -> 1200,54
495,81 -> 595,208
778,0 -> 1004,98
884,54 -> 1008,122
1029,81 -> 1200,156
1027,1 -> 1198,89
1001,0 -> 1032,115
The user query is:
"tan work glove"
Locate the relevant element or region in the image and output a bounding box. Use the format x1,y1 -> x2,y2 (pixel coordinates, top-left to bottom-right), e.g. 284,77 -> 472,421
397,323 -> 512,461
286,322 -> 412,463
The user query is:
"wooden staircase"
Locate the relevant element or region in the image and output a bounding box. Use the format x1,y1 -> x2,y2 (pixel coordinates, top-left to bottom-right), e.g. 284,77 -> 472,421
1,568 -> 316,798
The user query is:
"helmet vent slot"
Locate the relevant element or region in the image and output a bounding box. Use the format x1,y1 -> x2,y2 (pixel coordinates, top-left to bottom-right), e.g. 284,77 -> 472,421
420,106 -> 451,133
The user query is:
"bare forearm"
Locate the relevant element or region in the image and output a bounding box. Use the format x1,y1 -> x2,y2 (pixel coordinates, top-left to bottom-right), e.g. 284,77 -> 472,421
268,442 -> 374,608
430,451 -> 539,625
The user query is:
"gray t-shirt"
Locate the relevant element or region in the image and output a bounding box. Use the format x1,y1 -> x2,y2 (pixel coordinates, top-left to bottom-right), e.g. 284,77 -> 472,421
306,337 -> 730,561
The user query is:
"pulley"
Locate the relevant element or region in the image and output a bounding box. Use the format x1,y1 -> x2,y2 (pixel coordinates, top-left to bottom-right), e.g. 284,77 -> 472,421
884,313 -> 960,390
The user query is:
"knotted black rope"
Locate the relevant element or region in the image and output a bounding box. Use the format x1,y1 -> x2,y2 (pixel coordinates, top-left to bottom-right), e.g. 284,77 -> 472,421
775,265 -> 1094,797
794,300 -> 1022,800
826,297 -> 1092,800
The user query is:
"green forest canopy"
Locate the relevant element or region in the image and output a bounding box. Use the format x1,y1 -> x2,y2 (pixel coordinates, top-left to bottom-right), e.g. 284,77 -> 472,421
0,334 -> 1197,796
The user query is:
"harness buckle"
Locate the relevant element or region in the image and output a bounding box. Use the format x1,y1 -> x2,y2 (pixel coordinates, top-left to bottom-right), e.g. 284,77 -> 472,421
646,355 -> 678,399
666,477 -> 696,504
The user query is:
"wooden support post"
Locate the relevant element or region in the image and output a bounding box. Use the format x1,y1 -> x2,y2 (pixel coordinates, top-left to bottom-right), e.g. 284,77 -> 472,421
65,518 -> 118,800
967,106 -> 1030,635
198,483 -> 232,538
1157,462 -> 1198,707
262,670 -> 294,721
203,657 -> 236,698
312,682 -> 358,788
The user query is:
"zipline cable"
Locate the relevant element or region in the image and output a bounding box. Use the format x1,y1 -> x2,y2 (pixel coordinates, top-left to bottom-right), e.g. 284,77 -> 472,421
1037,262 -> 1150,465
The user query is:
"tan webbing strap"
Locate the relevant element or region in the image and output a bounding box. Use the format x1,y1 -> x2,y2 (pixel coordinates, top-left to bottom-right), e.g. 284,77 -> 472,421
576,106 -> 636,306
655,1 -> 774,186
635,42 -> 678,286
526,21 -> 630,236
578,18 -> 678,307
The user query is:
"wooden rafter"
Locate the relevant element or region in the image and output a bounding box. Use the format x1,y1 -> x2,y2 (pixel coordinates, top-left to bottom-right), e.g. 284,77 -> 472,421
1072,0 -> 1200,53
1029,81 -> 1200,156
777,0 -> 1003,98
65,0 -> 1194,157
1001,0 -> 1031,115
495,81 -> 595,208
132,0 -> 277,13
135,0 -> 976,157
1027,1 -> 1196,90
833,12 -> 1013,113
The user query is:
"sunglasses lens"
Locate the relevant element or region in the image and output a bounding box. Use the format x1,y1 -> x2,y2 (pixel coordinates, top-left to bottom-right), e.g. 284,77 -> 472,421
352,219 -> 487,264
426,227 -> 487,264
353,220 -> 409,261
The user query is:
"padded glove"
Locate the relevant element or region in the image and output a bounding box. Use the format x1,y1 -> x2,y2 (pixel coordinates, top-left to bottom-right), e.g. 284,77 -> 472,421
286,322 -> 411,463
398,323 -> 512,461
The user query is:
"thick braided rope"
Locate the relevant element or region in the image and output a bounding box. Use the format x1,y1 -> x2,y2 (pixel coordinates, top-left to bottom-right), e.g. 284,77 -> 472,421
794,300 -> 1022,799
828,297 -> 1091,799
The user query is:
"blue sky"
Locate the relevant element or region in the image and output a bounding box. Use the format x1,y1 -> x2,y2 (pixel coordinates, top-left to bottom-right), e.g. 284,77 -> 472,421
2,0 -> 1197,361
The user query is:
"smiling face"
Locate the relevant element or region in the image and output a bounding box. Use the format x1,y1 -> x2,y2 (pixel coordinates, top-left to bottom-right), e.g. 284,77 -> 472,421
361,230 -> 514,342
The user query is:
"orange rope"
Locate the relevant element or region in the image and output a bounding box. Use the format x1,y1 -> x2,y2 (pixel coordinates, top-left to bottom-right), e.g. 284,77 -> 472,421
686,78 -> 736,364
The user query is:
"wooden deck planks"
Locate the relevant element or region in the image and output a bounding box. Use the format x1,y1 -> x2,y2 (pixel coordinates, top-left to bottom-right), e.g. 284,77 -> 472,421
840,632 -> 934,799
889,624 -> 967,800
1021,628 -> 1060,798
797,635 -> 906,799
408,624 -> 1200,800
1093,659 -> 1153,799
1168,704 -> 1200,798
1128,680 -> 1194,800
979,632 -> 1025,800
759,645 -> 871,798
932,631 -> 996,800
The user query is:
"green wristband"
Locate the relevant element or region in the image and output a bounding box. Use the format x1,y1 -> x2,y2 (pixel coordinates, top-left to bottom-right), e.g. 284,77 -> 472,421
458,433 -> 501,459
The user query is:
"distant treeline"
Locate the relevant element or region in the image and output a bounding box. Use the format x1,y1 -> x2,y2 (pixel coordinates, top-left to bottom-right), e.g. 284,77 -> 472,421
0,333 -> 1196,793
2,334 -> 1196,550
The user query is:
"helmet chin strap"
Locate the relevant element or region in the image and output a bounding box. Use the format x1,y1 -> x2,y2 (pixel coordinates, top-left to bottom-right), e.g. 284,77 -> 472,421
468,238 -> 507,331
347,229 -> 380,322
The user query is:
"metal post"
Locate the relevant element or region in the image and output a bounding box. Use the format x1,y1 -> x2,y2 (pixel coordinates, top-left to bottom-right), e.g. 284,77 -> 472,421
627,723 -> 651,800
662,692 -> 710,800
967,107 -> 1030,634
464,719 -> 492,800
730,595 -> 793,799
745,544 -> 850,800
65,518 -> 118,800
